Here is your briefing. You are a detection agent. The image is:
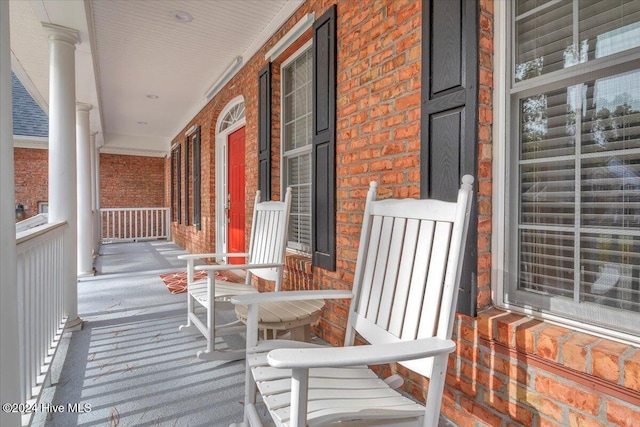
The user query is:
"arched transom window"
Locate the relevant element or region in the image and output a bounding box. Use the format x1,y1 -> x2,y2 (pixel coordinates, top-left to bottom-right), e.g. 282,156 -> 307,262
219,102 -> 245,132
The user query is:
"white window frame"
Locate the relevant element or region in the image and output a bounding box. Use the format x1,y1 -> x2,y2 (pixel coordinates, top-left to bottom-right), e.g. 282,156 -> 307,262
492,0 -> 640,345
280,39 -> 313,254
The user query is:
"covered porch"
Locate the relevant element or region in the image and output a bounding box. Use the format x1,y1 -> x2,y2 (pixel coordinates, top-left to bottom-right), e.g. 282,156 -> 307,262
29,241 -> 247,427
27,241 -> 455,427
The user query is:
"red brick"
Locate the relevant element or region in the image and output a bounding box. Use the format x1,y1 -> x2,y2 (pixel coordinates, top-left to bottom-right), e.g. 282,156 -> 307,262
523,389 -> 563,422
607,399 -> 640,427
102,154 -> 164,208
536,374 -> 601,415
477,308 -> 506,341
591,340 -> 628,384
460,395 -> 503,426
569,411 -> 608,427
14,148 -> 48,220
624,349 -> 640,392
562,333 -> 598,373
495,313 -> 527,348
537,325 -> 572,363
394,93 -> 421,111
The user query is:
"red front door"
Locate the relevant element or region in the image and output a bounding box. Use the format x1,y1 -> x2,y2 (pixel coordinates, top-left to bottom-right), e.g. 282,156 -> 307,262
227,127 -> 246,264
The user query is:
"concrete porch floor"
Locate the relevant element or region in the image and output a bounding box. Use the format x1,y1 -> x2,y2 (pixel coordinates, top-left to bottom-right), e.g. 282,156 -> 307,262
31,241 -> 456,427
32,241 -> 247,427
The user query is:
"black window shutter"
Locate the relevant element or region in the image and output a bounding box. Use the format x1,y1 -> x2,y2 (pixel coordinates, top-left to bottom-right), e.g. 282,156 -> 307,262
312,5 -> 337,271
421,0 -> 478,316
176,144 -> 182,224
193,127 -> 201,230
185,136 -> 190,226
170,150 -> 175,221
258,63 -> 272,202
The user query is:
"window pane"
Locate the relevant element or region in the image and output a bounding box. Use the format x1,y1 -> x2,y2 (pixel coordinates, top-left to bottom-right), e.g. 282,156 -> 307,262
580,233 -> 640,312
517,0 -> 555,15
515,0 -> 573,81
581,153 -> 640,229
520,89 -> 576,160
511,0 -> 640,337
519,230 -> 575,297
581,70 -> 640,154
283,46 -> 313,251
516,76 -> 640,329
579,0 -> 640,62
286,153 -> 311,251
521,160 -> 576,226
515,0 -> 640,82
580,70 -> 640,229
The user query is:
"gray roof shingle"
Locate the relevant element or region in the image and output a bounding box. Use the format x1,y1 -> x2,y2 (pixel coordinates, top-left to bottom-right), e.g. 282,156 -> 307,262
12,72 -> 48,138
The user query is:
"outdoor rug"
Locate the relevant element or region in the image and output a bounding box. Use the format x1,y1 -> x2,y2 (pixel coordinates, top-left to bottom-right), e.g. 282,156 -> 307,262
159,270 -> 229,294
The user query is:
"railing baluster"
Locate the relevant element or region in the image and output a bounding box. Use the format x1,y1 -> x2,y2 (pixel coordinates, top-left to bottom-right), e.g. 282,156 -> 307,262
98,207 -> 170,242
16,223 -> 68,417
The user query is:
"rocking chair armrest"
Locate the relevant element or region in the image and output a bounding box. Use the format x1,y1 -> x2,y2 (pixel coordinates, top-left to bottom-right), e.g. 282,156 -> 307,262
178,252 -> 250,260
195,262 -> 284,273
267,337 -> 456,369
230,289 -> 353,305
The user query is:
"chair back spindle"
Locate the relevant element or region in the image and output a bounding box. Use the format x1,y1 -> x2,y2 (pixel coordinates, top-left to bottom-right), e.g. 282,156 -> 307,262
347,176 -> 474,378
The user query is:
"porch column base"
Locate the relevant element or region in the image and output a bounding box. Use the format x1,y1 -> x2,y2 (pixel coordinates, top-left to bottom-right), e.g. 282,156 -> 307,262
65,317 -> 84,331
78,269 -> 96,278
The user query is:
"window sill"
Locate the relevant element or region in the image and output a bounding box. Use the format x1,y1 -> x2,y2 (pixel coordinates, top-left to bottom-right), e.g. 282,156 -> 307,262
475,308 -> 640,402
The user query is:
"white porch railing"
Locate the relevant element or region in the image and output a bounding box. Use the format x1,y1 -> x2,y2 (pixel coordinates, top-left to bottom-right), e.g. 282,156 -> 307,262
16,221 -> 67,426
15,213 -> 48,233
100,207 -> 170,243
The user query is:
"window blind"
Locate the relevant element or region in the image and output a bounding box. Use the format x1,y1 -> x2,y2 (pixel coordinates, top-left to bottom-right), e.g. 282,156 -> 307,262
283,47 -> 313,252
512,0 -> 640,334
515,0 -> 640,81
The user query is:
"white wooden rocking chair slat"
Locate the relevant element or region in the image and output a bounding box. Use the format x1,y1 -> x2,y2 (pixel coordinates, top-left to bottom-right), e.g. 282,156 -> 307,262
231,176 -> 474,427
177,188 -> 325,360
236,299 -> 325,323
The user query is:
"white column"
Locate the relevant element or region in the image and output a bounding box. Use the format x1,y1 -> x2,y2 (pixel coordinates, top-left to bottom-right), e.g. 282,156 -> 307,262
44,23 -> 82,329
0,2 -> 22,424
91,132 -> 101,253
77,103 -> 93,276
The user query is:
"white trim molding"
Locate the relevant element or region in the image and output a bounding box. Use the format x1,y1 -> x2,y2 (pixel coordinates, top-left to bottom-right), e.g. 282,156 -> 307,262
99,145 -> 167,158
204,56 -> 243,101
265,13 -> 315,61
185,124 -> 198,137
13,135 -> 49,149
492,0 -> 508,307
215,96 -> 246,259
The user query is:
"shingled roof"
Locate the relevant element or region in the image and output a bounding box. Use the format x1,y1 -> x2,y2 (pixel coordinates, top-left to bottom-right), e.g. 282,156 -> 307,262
12,72 -> 48,138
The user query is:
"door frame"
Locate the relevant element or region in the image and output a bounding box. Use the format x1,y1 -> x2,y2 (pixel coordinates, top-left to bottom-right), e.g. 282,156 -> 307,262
215,96 -> 246,261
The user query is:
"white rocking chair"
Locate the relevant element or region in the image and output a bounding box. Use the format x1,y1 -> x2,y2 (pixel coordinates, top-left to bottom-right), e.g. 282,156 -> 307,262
178,188 -> 323,361
231,176 -> 474,427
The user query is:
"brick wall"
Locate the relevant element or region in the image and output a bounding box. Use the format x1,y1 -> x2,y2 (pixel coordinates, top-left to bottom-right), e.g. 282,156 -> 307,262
167,1 -> 640,425
14,147 -> 48,220
438,1 -> 640,426
438,309 -> 640,426
100,153 -> 165,208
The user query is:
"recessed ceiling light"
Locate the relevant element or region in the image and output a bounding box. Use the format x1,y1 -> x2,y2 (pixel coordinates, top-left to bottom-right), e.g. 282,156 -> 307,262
146,94 -> 159,99
137,121 -> 147,125
171,11 -> 193,23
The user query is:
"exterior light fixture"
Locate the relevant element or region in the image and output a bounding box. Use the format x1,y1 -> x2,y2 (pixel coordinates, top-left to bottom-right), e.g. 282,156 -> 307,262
137,121 -> 147,125
171,11 -> 193,23
15,204 -> 25,221
146,94 -> 159,99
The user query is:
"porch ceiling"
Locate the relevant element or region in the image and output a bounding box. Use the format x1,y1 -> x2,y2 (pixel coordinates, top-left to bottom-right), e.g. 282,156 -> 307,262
9,0 -> 303,157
